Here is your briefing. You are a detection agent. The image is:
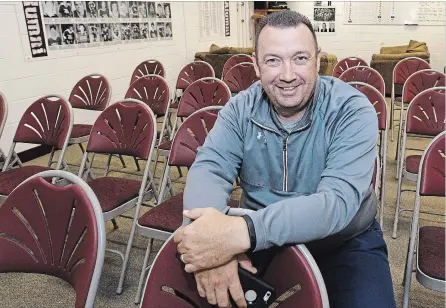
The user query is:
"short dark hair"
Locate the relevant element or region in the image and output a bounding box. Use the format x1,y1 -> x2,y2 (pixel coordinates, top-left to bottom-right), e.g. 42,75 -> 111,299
50,25 -> 56,31
255,11 -> 318,55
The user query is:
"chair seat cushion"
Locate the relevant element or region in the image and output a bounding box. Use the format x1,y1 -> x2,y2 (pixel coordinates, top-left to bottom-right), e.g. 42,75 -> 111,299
138,194 -> 240,233
406,155 -> 421,174
70,124 -> 93,139
88,177 -> 141,212
0,165 -> 53,195
418,226 -> 445,280
158,140 -> 172,151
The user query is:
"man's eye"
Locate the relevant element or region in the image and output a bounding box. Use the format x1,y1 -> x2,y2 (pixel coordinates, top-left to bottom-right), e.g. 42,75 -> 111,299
266,59 -> 280,65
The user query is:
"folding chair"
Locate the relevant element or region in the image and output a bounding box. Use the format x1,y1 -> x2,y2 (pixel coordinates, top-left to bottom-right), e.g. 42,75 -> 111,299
140,209 -> 330,308
170,61 -> 215,110
392,87 -> 445,238
0,170 -> 106,308
76,99 -> 159,294
349,82 -> 388,226
332,56 -> 368,78
124,74 -> 172,171
223,62 -> 259,95
131,106 -> 241,303
67,73 -> 112,167
0,95 -> 73,201
129,59 -> 166,86
402,131 -> 445,308
395,70 -> 445,169
390,57 -> 430,141
0,90 -> 21,169
222,54 -> 253,79
340,66 -> 385,96
154,78 -> 231,187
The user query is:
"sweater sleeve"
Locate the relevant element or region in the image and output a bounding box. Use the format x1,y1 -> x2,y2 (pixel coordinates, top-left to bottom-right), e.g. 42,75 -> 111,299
247,99 -> 379,251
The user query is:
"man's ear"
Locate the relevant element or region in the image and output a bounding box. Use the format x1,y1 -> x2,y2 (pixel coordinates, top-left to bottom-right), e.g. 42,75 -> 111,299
252,52 -> 261,78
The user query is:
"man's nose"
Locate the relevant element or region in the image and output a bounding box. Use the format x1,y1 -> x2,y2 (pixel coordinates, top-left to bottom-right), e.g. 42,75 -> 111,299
280,62 -> 296,82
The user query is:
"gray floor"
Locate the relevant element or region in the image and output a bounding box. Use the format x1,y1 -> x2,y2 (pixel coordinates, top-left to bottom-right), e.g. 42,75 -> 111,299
0,120 -> 444,307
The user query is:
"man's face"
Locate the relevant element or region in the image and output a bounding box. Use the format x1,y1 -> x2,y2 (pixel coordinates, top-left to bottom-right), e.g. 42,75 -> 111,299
75,2 -> 83,11
253,25 -> 320,116
322,23 -> 326,30
50,27 -> 57,36
165,6 -> 170,15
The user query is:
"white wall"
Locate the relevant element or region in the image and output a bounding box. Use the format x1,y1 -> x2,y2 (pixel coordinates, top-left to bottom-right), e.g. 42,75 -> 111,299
0,1 -> 242,153
288,1 -> 444,71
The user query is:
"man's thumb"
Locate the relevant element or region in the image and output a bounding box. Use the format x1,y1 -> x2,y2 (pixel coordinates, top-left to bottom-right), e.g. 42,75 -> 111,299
183,209 -> 204,220
238,255 -> 257,274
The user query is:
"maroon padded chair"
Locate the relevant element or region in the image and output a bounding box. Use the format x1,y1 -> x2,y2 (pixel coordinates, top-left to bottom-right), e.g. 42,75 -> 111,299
223,62 -> 259,94
76,99 -> 159,294
348,82 -> 388,226
170,61 -> 216,109
390,57 -> 431,141
0,170 -> 106,308
140,235 -> 329,308
395,69 -> 446,160
129,59 -> 166,86
68,73 -> 111,144
392,87 -> 445,238
156,77 -> 231,165
132,106 -> 241,304
340,66 -> 385,96
332,57 -> 368,78
0,95 -> 73,199
222,54 -> 253,78
402,131 -> 445,308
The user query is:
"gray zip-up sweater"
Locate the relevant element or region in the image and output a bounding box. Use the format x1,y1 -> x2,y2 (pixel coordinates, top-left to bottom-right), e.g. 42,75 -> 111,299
183,76 -> 379,252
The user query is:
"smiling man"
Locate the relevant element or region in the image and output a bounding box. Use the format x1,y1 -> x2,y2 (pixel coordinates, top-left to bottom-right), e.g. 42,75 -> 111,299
174,11 -> 395,308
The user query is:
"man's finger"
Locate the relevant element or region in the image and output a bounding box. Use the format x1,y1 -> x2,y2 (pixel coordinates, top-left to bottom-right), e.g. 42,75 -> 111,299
184,263 -> 199,273
195,276 -> 206,298
215,284 -> 230,308
176,241 -> 187,254
183,208 -> 206,220
203,282 -> 217,305
229,277 -> 247,308
173,228 -> 184,244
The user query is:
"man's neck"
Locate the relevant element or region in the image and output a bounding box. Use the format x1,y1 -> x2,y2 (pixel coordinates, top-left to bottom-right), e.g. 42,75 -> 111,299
276,108 -> 307,123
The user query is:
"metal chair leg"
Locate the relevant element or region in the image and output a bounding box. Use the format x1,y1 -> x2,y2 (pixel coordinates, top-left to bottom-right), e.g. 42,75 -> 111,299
112,218 -> 119,230
133,157 -> 141,172
392,134 -> 407,239
118,154 -> 127,168
134,238 -> 153,304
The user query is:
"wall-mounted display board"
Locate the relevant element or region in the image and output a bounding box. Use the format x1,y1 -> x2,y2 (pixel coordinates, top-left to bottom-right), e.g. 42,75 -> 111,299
343,1 -> 445,25
23,1 -> 173,58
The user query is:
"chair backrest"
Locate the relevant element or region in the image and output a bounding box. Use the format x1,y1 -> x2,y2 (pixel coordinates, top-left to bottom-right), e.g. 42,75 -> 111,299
130,59 -> 166,86
125,74 -> 171,116
0,90 -> 8,140
86,99 -> 157,160
418,132 -> 445,197
402,69 -> 446,104
393,57 -> 431,85
0,170 -> 106,308
223,62 -> 259,94
348,81 -> 387,130
340,66 -> 385,96
168,106 -> 222,167
405,87 -> 445,136
333,57 -> 368,78
69,74 -> 111,111
177,77 -> 231,118
222,54 -> 253,78
176,61 -> 215,91
13,95 -> 73,150
141,234 -> 328,308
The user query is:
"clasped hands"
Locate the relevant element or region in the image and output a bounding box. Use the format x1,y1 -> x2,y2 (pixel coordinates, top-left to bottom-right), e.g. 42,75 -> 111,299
174,208 -> 255,308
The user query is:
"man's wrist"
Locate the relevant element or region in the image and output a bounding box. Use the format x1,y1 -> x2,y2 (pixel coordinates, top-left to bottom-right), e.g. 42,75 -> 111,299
240,215 -> 256,253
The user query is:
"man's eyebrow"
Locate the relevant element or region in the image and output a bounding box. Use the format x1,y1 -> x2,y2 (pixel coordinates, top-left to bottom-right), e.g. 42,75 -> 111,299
263,51 -> 312,59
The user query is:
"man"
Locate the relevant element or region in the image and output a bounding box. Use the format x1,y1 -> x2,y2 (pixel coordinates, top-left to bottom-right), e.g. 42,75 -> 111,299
174,11 -> 395,308
73,1 -> 86,18
321,22 -> 328,32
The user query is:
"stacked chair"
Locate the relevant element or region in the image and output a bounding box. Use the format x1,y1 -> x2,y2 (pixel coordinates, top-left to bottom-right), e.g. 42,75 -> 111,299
223,62 -> 259,95
129,59 -> 166,86
340,66 -> 385,96
221,54 -> 253,79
